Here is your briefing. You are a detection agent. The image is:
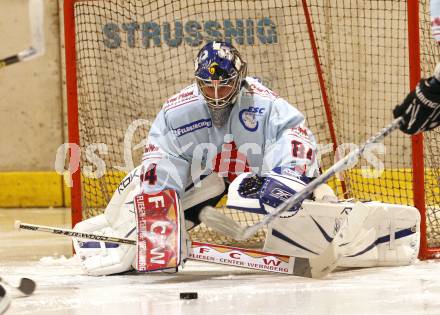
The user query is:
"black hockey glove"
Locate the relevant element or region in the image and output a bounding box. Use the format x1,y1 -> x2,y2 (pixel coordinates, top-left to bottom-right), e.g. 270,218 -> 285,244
393,78 -> 440,135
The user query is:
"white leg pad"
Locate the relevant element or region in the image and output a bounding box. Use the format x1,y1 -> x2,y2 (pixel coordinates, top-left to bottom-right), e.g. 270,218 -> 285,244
339,202 -> 420,267
182,172 -> 225,210
73,166 -> 141,275
181,172 -> 226,230
263,200 -> 420,267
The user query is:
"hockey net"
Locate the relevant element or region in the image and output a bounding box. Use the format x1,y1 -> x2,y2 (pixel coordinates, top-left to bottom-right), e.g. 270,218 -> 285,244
64,0 -> 440,256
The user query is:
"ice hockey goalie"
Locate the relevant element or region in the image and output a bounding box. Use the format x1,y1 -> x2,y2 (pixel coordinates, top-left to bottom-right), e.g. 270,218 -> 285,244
72,41 -> 420,275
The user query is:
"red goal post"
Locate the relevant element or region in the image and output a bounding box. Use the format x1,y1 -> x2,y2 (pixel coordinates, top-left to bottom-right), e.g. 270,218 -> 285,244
64,0 -> 440,258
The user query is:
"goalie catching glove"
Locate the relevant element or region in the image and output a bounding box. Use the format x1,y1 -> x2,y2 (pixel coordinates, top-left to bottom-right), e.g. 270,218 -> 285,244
393,64 -> 440,134
226,168 -> 337,216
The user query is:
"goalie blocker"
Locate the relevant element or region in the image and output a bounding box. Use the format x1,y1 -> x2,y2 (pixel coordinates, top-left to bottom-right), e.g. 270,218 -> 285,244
134,189 -> 185,272
73,186 -> 186,275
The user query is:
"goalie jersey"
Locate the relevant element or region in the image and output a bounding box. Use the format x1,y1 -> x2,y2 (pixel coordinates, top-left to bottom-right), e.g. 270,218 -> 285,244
141,77 -> 319,197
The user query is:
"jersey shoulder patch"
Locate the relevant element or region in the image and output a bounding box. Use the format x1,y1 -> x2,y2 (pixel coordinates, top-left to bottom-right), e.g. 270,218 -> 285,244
243,77 -> 279,101
163,84 -> 201,113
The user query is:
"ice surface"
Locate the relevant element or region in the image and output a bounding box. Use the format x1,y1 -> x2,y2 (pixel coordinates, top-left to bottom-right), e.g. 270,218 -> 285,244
2,258 -> 440,315
2,209 -> 440,315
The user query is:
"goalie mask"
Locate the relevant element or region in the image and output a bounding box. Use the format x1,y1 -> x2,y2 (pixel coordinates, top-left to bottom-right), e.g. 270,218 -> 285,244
195,41 -> 247,127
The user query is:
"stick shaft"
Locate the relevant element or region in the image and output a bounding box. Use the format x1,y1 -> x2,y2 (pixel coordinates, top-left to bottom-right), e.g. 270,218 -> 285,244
17,221 -> 321,277
0,55 -> 21,69
17,222 -> 136,245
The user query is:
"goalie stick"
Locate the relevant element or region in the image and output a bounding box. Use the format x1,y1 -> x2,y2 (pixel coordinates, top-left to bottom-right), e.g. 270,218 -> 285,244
15,220 -> 136,245
0,0 -> 45,69
199,117 -> 404,241
15,209 -> 368,279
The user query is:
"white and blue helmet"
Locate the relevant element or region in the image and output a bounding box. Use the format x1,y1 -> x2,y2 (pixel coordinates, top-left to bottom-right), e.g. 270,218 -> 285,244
195,41 -> 247,127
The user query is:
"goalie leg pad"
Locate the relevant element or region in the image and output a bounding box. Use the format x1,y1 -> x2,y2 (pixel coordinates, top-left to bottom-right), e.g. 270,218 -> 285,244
73,214 -> 117,260
73,166 -> 141,276
73,209 -> 137,276
263,201 -> 420,267
182,172 -> 226,210
182,171 -> 226,230
339,202 -> 420,267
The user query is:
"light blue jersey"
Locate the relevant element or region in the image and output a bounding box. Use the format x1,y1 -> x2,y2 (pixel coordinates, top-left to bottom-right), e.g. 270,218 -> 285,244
141,77 -> 319,197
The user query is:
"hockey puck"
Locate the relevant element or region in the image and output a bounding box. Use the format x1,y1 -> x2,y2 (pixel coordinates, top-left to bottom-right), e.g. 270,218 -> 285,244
180,292 -> 198,300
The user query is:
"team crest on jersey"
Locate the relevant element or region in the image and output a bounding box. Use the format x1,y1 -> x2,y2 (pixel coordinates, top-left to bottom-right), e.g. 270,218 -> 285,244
239,106 -> 265,132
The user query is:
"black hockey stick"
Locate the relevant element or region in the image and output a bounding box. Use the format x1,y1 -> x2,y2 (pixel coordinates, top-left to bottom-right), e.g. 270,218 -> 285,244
199,117 -> 404,241
0,277 -> 36,296
15,221 -> 136,245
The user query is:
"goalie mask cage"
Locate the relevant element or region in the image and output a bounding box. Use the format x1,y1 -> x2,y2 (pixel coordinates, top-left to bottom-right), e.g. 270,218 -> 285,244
65,0 -> 440,258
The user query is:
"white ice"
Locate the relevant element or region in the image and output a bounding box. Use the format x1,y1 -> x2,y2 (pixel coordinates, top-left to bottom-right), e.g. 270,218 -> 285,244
2,209 -> 440,315
4,254 -> 440,314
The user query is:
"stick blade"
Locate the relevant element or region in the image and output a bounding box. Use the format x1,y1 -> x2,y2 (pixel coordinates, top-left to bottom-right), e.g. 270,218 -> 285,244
199,206 -> 247,240
28,0 -> 45,55
308,241 -> 341,279
18,278 -> 36,296
308,202 -> 372,279
14,220 -> 22,230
